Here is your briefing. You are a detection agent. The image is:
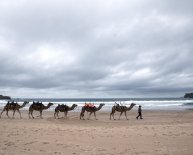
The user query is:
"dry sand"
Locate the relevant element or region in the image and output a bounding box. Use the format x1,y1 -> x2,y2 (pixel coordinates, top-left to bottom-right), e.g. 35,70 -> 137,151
0,110 -> 193,155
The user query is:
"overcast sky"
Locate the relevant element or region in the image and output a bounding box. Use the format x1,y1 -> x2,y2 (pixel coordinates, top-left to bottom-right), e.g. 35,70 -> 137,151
0,0 -> 193,98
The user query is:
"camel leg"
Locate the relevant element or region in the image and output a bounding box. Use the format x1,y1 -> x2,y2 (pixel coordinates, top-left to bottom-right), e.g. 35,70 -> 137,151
124,111 -> 128,120
65,111 -> 68,119
57,112 -> 60,119
94,112 -> 97,120
6,110 -> 10,118
113,112 -> 116,120
82,113 -> 85,120
54,111 -> 56,119
87,112 -> 92,120
54,111 -> 59,119
80,112 -> 84,120
80,110 -> 85,120
29,110 -> 31,119
79,111 -> 82,119
40,111 -> 43,119
110,112 -> 115,120
12,110 -> 16,119
80,112 -> 82,119
31,111 -> 35,119
119,111 -> 123,120
110,111 -> 112,120
0,109 -> 5,118
110,109 -> 116,120
17,109 -> 22,119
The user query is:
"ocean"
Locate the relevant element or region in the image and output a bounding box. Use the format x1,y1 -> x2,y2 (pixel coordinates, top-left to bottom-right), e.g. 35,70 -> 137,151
0,98 -> 193,112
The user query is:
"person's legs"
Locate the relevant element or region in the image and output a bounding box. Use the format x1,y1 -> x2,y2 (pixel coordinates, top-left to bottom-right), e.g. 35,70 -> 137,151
139,112 -> 143,119
136,113 -> 139,119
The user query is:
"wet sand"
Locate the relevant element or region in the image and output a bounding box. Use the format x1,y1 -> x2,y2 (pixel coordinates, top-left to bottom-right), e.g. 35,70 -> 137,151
0,110 -> 193,155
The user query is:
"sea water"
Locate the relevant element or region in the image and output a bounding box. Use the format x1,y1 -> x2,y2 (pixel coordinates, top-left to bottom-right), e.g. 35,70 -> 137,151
0,98 -> 193,112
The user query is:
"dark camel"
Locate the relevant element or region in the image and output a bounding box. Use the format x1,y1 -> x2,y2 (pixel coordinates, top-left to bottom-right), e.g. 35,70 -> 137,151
29,102 -> 53,119
80,103 -> 105,120
0,101 -> 29,119
110,103 -> 136,120
54,104 -> 77,119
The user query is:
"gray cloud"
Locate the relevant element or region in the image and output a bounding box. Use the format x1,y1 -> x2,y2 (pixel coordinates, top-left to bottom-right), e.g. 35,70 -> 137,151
0,0 -> 193,98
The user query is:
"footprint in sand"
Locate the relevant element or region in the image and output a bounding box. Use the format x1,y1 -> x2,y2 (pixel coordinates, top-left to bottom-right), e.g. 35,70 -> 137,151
24,141 -> 37,145
53,152 -> 61,154
42,142 -> 50,144
5,142 -> 15,146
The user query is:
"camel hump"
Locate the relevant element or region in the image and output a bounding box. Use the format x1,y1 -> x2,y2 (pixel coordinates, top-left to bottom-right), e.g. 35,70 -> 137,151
33,101 -> 43,107
85,103 -> 95,108
121,106 -> 127,109
56,104 -> 67,110
60,104 -> 67,108
37,102 -> 43,106
10,101 -> 17,106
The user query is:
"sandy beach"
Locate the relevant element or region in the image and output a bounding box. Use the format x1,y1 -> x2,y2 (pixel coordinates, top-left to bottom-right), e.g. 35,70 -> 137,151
0,110 -> 193,155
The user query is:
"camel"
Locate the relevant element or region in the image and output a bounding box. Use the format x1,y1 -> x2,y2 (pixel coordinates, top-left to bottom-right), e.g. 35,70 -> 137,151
29,102 -> 53,119
54,104 -> 77,119
110,103 -> 136,120
0,101 -> 29,119
80,103 -> 105,120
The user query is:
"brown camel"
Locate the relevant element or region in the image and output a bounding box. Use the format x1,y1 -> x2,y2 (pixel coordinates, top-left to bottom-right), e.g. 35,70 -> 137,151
29,102 -> 53,119
0,101 -> 29,119
80,103 -> 105,120
54,104 -> 77,119
110,103 -> 136,120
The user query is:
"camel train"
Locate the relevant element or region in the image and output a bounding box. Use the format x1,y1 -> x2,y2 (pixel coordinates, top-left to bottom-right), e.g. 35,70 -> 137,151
0,101 -> 136,120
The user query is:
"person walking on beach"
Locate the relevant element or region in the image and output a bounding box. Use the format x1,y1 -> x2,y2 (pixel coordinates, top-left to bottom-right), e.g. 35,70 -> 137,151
136,105 -> 143,119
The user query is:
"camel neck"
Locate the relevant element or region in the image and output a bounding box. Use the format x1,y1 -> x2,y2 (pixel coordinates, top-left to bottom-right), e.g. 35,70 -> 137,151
96,105 -> 103,111
127,105 -> 135,110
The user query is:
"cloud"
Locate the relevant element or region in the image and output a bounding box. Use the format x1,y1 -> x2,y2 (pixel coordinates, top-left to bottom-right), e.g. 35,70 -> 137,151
0,0 -> 193,98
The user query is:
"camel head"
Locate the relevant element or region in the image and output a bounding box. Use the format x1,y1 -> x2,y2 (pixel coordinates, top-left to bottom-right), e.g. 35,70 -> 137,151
130,103 -> 136,106
20,101 -> 29,108
72,104 -> 78,108
100,103 -> 105,107
24,101 -> 29,104
48,102 -> 54,107
129,103 -> 136,109
22,101 -> 29,106
94,103 -> 105,111
45,102 -> 54,109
